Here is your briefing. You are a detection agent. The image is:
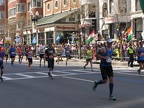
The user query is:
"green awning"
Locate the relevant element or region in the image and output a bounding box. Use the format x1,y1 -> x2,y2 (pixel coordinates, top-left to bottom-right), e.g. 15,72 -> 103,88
140,0 -> 144,13
36,9 -> 77,26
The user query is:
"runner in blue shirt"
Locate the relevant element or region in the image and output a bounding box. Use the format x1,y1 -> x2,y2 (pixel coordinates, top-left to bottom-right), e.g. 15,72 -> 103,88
65,44 -> 71,65
9,45 -> 16,66
0,46 -> 5,81
92,38 -> 116,101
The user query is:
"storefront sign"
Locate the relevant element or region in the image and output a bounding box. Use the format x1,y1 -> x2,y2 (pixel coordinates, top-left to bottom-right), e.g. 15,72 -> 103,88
56,26 -> 76,30
105,17 -> 115,24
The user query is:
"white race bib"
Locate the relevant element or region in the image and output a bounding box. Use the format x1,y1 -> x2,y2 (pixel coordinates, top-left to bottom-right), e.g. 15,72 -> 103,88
106,57 -> 112,63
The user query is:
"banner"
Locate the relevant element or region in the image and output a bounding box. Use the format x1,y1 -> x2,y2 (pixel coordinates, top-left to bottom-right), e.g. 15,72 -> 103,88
32,36 -> 37,44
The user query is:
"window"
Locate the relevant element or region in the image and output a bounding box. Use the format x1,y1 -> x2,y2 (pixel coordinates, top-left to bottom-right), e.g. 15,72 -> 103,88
47,3 -> 50,10
8,8 -> 16,17
119,0 -> 127,13
109,0 -> 114,14
135,0 -> 141,11
0,0 -> 4,5
28,3 -> 31,12
8,0 -> 14,3
46,32 -> 53,44
16,4 -> 26,12
102,3 -> 107,17
64,0 -> 67,5
32,0 -> 42,7
55,1 -> 58,8
73,0 -> 76,3
0,11 -> 4,19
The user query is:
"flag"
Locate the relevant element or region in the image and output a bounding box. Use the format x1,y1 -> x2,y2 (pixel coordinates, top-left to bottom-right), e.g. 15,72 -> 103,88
56,35 -> 61,43
86,30 -> 95,43
127,27 -> 133,41
140,0 -> 144,13
15,36 -> 21,43
71,34 -> 75,44
0,39 -> 3,44
32,36 -> 37,44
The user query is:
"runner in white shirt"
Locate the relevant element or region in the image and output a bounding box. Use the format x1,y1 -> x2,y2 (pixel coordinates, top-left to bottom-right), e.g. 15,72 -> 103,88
39,43 -> 46,67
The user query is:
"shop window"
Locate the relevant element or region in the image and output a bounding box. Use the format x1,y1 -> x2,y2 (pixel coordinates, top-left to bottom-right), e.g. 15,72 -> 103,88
38,32 -> 44,44
46,32 -> 53,44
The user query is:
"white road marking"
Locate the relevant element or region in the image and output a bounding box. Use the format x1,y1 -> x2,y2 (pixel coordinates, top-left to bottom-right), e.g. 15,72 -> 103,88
62,76 -> 94,83
15,73 -> 35,78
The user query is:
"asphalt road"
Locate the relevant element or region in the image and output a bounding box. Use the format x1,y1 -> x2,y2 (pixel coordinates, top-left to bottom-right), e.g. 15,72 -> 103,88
0,58 -> 144,108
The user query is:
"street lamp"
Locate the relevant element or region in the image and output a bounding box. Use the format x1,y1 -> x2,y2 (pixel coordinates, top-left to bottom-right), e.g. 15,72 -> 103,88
30,11 -> 39,58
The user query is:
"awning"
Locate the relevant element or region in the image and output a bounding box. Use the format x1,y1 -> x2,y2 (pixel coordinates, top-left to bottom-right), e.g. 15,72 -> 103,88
25,9 -> 77,29
140,0 -> 144,13
36,9 -> 77,26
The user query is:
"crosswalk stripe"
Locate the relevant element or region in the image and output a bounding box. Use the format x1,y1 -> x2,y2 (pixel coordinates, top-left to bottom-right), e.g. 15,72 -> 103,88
15,73 -> 35,78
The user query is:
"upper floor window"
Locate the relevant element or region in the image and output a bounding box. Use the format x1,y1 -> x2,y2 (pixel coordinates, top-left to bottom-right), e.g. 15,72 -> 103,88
8,8 -> 16,17
8,0 -> 15,3
119,0 -> 127,14
32,0 -> 42,7
47,3 -> 50,11
73,0 -> 76,3
0,0 -> 4,5
136,0 -> 141,11
64,0 -> 67,5
16,4 -> 26,12
0,11 -> 4,19
55,0 -> 58,8
102,3 -> 108,17
109,0 -> 114,14
28,3 -> 31,12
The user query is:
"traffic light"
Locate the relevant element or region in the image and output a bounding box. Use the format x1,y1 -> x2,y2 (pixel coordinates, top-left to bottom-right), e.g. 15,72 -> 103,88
91,19 -> 96,32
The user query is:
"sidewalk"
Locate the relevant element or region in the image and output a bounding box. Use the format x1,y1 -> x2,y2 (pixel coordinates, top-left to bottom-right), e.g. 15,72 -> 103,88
69,58 -> 139,67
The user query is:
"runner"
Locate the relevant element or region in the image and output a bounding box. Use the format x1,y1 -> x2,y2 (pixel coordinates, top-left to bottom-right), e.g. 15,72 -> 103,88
25,45 -> 29,61
136,41 -> 144,75
92,38 -> 116,101
83,46 -> 93,71
45,44 -> 55,79
17,45 -> 22,64
27,46 -> 33,69
9,45 -> 16,66
4,47 -> 9,63
21,45 -> 25,63
65,44 -> 71,65
0,46 -> 5,81
39,43 -> 46,67
56,45 -> 63,64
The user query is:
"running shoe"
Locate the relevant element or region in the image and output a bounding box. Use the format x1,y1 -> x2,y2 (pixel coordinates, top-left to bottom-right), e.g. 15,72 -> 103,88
92,80 -> 98,91
83,66 -> 86,70
108,95 -> 116,101
50,76 -> 53,80
0,77 -> 3,81
48,72 -> 51,77
137,69 -> 141,75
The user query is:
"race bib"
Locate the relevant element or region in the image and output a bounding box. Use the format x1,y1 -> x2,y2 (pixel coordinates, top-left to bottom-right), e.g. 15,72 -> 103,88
106,57 -> 112,63
66,51 -> 70,53
12,52 -> 16,54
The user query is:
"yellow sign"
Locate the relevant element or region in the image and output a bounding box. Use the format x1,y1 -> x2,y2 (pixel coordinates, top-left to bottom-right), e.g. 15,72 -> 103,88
5,37 -> 11,44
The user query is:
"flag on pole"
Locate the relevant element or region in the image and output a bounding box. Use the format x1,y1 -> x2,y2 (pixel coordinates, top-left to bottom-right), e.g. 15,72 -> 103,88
71,34 -> 75,44
127,27 -> 133,41
32,36 -> 37,44
86,30 -> 95,43
15,36 -> 21,43
56,35 -> 61,43
140,0 -> 144,13
0,39 -> 3,44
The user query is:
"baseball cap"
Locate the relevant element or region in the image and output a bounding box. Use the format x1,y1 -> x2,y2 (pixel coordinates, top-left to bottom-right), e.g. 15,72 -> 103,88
107,38 -> 113,43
